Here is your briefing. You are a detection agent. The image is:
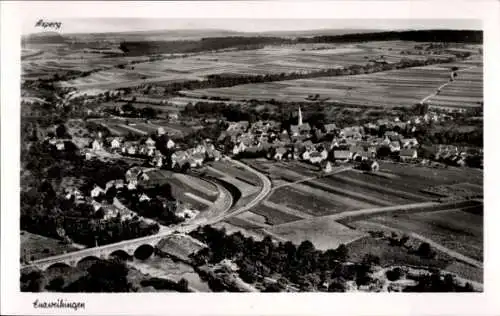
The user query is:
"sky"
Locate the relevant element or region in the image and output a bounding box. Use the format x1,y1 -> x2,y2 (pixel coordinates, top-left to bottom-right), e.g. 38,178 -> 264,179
22,18 -> 482,35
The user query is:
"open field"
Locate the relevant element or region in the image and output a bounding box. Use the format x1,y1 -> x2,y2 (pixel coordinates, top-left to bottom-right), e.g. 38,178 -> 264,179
268,186 -> 354,217
178,59 -> 482,108
89,117 -> 192,137
139,169 -> 219,211
26,40 -> 458,92
362,208 -> 483,261
264,217 -> 368,251
208,160 -> 262,186
156,234 -> 206,262
252,202 -> 307,225
346,235 -> 452,269
21,231 -> 79,261
427,59 -> 483,109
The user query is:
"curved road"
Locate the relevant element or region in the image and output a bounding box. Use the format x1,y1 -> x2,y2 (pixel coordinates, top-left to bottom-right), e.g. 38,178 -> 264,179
22,159 -> 270,269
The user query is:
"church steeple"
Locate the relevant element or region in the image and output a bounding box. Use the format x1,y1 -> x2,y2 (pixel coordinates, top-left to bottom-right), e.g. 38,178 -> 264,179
298,106 -> 303,126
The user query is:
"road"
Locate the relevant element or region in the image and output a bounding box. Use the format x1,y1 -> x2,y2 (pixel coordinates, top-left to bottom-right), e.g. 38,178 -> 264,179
211,158 -> 272,221
22,159 -> 270,269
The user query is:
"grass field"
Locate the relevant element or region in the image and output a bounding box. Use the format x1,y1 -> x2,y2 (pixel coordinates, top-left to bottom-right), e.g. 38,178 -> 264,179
21,231 -> 79,261
364,208 -> 483,261
265,217 -> 367,251
251,202 -> 305,225
90,118 -> 191,137
346,236 -> 452,269
268,186 -> 350,217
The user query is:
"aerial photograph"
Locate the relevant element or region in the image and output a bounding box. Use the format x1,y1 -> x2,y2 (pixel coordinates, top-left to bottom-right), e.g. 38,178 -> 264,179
20,18 -> 483,293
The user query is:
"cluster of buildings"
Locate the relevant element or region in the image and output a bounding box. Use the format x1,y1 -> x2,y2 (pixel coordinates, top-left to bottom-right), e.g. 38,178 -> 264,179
219,107 -> 424,167
83,127 -> 223,170
62,182 -> 134,223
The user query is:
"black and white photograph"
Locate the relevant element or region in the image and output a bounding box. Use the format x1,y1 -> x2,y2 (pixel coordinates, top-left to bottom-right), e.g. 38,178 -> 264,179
1,1 -> 499,315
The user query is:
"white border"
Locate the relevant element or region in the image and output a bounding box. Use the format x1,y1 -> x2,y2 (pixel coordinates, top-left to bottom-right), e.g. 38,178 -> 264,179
2,1 -> 500,315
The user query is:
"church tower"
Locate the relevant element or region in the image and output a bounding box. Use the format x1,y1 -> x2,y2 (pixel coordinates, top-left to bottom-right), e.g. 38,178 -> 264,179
298,106 -> 303,126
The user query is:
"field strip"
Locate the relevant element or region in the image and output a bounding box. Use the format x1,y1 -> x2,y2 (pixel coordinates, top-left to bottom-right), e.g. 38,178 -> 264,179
184,192 -> 213,207
356,220 -> 483,268
420,65 -> 478,104
329,174 -> 429,202
262,200 -> 314,220
272,166 -> 352,191
205,166 -> 228,178
104,125 -> 125,135
117,124 -> 148,135
305,180 -> 394,207
173,174 -> 218,197
293,183 -> 375,210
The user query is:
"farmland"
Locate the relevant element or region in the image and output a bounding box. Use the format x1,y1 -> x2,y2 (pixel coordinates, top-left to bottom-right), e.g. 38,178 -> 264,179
358,208 -> 483,261
178,58 -> 483,108
88,117 -> 193,137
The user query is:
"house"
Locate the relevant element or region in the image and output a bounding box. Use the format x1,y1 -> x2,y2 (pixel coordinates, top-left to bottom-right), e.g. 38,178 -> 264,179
175,207 -> 197,219
91,200 -> 102,212
340,127 -> 362,140
324,123 -> 337,134
227,121 -> 249,134
139,193 -> 151,202
157,127 -> 166,136
91,185 -> 105,199
110,138 -> 121,149
399,148 -> 418,161
309,151 -> 325,164
92,139 -> 102,151
168,112 -> 179,120
171,150 -> 189,168
114,179 -> 124,189
145,137 -> 156,148
322,161 -> 333,173
166,138 -> 175,149
333,150 -> 352,162
126,145 -> 137,155
401,138 -> 419,149
190,153 -> 205,168
389,141 -> 401,152
273,147 -> 287,161
232,142 -> 247,155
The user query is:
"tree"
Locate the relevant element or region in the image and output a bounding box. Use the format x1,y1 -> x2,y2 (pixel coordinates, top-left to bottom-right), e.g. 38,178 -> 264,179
328,278 -> 347,292
386,267 -> 403,281
105,186 -> 117,204
177,278 -> 189,292
21,270 -> 44,292
416,242 -> 434,258
56,124 -> 68,138
46,276 -> 65,291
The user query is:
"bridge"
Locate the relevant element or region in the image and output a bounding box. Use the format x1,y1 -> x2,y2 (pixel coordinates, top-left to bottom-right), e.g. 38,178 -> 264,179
22,158 -> 271,271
